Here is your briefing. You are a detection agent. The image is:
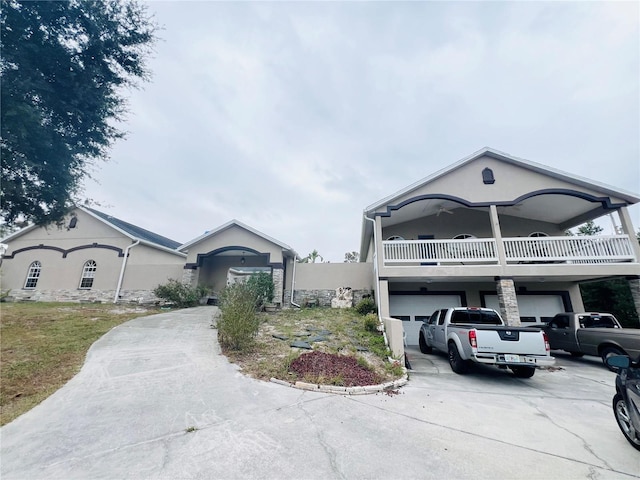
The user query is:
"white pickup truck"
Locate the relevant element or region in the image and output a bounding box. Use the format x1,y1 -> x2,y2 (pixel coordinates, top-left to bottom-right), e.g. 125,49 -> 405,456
418,307 -> 555,378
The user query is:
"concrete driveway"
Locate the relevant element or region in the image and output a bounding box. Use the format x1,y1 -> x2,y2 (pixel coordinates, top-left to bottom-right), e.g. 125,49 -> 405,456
1,307 -> 638,479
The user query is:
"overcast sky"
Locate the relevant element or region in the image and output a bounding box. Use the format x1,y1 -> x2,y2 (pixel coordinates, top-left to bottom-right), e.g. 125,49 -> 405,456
87,1 -> 640,262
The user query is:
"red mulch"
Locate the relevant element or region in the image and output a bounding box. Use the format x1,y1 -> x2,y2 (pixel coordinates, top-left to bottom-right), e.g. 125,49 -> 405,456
289,351 -> 381,387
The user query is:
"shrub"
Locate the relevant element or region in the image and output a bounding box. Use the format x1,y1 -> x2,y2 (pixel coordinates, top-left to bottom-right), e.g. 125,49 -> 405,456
363,313 -> 379,333
217,282 -> 260,351
246,272 -> 274,308
355,297 -> 377,316
153,279 -> 209,308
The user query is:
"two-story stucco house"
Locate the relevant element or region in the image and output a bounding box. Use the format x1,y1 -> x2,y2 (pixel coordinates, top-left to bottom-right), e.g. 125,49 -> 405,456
2,147 -> 639,355
359,147 -> 640,346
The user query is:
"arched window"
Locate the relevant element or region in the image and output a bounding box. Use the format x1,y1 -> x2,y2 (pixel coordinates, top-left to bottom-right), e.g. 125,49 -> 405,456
529,232 -> 548,237
79,260 -> 97,289
24,261 -> 41,289
453,234 -> 476,239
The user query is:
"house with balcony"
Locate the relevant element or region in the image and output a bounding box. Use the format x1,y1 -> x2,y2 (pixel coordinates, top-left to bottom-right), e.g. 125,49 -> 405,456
360,147 -> 640,346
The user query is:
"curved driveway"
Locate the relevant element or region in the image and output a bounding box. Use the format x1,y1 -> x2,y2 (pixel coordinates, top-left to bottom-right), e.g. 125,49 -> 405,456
1,307 -> 638,479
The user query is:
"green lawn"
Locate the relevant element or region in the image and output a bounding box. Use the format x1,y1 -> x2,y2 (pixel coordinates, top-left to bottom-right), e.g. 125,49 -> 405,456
0,302 -> 160,426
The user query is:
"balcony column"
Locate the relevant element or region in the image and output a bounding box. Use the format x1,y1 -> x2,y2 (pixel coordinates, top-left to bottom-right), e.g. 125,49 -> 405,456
489,205 -> 507,266
378,279 -> 390,318
629,277 -> 640,321
618,207 -> 640,262
495,276 -> 521,326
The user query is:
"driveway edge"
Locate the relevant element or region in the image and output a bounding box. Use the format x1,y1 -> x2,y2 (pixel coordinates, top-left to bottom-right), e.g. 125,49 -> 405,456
270,374 -> 408,394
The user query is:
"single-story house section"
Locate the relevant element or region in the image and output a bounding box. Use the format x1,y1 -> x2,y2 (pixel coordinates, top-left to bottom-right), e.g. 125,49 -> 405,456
359,147 -> 640,347
0,206 -> 186,303
177,220 -> 298,306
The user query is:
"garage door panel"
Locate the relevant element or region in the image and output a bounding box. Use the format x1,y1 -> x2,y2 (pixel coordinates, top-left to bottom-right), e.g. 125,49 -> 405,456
389,295 -> 461,346
484,294 -> 565,324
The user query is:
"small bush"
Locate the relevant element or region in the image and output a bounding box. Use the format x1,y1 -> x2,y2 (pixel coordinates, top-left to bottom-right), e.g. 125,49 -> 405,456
355,297 -> 377,316
217,282 -> 260,351
363,313 -> 379,333
246,272 -> 274,308
153,279 -> 209,308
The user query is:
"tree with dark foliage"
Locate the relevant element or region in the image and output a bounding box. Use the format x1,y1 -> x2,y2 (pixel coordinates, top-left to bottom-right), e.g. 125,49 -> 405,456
1,0 -> 157,227
575,220 -> 639,327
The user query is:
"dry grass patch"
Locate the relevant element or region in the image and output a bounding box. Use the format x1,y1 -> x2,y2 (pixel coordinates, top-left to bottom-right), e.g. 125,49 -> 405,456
222,307 -> 403,386
0,302 -> 161,426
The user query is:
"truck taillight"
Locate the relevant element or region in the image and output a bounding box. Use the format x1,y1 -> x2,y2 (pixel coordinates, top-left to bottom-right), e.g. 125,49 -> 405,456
542,331 -> 550,352
469,330 -> 477,349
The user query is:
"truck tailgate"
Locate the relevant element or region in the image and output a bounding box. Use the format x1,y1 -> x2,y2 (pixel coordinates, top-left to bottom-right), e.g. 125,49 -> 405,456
475,327 -> 548,355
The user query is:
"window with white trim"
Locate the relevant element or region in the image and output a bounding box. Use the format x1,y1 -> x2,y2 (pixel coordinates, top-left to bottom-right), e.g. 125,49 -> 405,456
79,260 -> 97,289
24,261 -> 41,289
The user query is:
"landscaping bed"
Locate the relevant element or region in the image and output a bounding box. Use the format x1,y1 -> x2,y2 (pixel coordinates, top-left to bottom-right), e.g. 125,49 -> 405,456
220,307 -> 404,387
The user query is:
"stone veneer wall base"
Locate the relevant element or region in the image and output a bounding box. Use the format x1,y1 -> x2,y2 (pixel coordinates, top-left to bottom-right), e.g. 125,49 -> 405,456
6,289 -> 162,304
284,289 -> 373,308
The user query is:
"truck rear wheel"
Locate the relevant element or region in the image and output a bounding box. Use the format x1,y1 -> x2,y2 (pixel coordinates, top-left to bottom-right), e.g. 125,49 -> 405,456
419,333 -> 432,354
511,366 -> 535,378
448,342 -> 468,374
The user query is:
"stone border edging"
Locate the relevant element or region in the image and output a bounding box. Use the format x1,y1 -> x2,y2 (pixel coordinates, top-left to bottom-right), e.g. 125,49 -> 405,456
270,374 -> 408,395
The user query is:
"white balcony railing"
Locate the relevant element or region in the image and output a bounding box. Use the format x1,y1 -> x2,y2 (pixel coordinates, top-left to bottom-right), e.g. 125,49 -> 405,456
382,235 -> 636,266
503,235 -> 636,264
383,238 -> 498,264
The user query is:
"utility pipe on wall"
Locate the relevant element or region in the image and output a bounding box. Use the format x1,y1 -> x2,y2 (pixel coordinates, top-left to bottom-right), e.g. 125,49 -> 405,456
290,255 -> 301,308
114,239 -> 140,303
363,215 -> 381,322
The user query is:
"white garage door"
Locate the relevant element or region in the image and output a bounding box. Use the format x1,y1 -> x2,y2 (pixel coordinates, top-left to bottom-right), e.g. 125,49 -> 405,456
484,294 -> 565,324
389,295 -> 462,346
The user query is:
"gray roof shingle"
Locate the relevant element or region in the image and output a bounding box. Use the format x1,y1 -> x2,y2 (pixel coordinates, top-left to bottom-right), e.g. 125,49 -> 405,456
83,207 -> 182,250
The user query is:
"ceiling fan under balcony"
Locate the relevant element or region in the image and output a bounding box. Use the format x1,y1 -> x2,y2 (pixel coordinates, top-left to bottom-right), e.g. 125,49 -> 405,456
436,205 -> 454,216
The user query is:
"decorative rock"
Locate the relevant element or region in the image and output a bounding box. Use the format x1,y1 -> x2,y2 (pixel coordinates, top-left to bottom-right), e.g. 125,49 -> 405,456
290,341 -> 312,349
355,346 -> 368,352
331,287 -> 353,309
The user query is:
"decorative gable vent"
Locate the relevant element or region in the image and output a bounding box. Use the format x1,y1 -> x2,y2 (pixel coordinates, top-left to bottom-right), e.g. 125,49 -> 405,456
482,167 -> 495,184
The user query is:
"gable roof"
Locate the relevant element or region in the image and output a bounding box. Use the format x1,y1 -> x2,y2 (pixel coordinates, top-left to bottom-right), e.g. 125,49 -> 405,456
360,146 -> 640,257
365,146 -> 640,214
179,219 -> 297,256
1,207 -> 185,256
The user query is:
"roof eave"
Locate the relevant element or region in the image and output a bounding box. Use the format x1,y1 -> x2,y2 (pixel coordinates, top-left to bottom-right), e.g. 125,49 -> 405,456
179,219 -> 296,254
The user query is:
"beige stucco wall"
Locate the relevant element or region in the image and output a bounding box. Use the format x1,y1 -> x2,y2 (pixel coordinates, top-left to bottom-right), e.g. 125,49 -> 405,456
3,209 -> 131,252
1,246 -> 124,291
294,263 -> 373,290
121,244 -> 185,290
376,155 -> 628,211
184,226 -> 285,264
1,209 -> 186,301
